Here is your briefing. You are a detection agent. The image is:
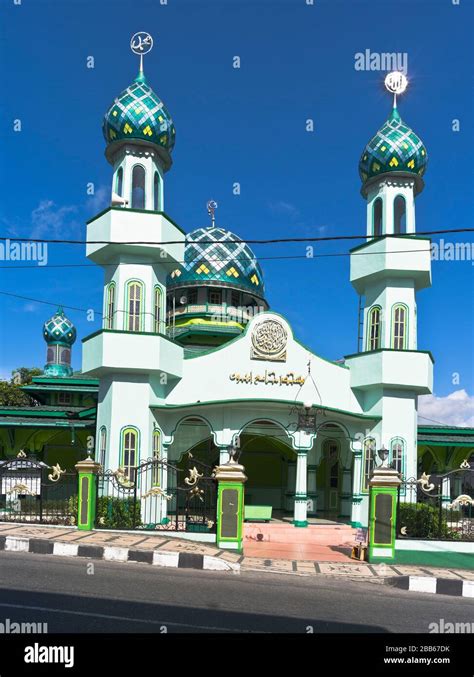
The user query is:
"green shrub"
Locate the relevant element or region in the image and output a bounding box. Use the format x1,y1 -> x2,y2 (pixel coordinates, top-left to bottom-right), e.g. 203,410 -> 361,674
398,502 -> 459,539
96,496 -> 142,529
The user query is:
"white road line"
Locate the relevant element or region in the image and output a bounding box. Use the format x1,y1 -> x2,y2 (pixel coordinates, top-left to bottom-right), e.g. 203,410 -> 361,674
0,601 -> 255,633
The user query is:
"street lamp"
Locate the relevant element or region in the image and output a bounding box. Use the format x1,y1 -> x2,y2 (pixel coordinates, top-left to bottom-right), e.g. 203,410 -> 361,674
377,446 -> 390,468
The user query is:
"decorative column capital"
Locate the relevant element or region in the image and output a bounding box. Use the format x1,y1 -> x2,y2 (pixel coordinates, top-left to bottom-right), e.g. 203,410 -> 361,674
75,457 -> 101,475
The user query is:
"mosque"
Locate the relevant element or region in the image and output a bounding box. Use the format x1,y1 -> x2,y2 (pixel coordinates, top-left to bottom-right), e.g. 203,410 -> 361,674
1,40 -> 473,533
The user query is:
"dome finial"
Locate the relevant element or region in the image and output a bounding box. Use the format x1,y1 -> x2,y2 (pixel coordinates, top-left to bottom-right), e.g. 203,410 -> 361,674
130,31 -> 153,82
207,200 -> 218,228
384,71 -> 408,112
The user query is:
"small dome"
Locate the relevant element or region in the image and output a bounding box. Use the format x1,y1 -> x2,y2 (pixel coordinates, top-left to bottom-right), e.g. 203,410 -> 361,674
43,307 -> 76,346
167,227 -> 265,297
102,73 -> 175,161
359,106 -> 428,192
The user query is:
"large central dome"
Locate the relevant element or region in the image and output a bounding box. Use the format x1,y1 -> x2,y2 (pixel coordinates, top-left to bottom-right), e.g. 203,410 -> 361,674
167,226 -> 265,298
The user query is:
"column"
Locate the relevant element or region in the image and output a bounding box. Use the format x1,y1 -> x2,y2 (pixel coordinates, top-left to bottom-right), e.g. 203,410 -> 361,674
219,448 -> 231,465
293,450 -> 308,527
351,450 -> 364,527
75,457 -> 101,531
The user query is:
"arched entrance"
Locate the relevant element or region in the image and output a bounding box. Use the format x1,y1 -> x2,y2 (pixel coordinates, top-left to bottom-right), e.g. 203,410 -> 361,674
237,420 -> 295,517
317,438 -> 341,515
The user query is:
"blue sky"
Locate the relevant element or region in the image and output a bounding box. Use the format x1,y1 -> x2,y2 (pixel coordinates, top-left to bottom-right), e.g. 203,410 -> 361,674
1,0 -> 473,422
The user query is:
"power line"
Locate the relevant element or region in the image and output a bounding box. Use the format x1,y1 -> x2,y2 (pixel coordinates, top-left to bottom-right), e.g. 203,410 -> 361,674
0,227 -> 473,246
0,247 -> 445,270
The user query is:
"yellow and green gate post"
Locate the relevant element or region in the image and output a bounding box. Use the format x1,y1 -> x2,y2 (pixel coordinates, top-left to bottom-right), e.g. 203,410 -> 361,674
215,458 -> 247,552
75,457 -> 101,530
368,465 -> 402,562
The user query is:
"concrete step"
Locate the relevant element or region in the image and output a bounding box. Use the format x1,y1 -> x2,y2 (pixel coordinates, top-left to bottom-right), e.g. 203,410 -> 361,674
244,522 -> 358,546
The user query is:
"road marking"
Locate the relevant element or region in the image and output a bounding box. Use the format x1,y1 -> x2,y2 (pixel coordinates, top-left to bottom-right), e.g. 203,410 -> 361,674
0,602 -> 254,633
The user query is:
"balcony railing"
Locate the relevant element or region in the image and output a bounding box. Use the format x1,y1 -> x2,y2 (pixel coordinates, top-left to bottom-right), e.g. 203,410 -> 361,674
166,302 -> 263,323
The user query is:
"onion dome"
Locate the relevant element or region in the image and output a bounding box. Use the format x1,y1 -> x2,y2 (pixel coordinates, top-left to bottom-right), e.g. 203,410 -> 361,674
43,307 -> 77,346
102,72 -> 175,168
167,227 -> 265,298
359,105 -> 428,195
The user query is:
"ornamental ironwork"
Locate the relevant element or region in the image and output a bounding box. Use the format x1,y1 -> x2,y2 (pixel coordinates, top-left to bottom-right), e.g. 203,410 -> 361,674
397,460 -> 474,542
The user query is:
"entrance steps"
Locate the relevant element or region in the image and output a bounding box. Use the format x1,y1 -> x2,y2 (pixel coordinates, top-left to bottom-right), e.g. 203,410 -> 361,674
244,522 -> 358,547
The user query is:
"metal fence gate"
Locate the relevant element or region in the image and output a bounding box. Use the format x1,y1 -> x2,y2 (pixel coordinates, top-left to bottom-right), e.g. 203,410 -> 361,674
0,452 -> 77,526
397,460 -> 474,541
96,453 -> 217,532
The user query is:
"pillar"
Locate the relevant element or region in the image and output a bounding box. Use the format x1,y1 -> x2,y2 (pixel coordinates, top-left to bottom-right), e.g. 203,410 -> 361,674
351,450 -> 364,527
368,466 -> 401,562
215,459 -> 247,551
293,450 -> 308,527
76,457 -> 101,531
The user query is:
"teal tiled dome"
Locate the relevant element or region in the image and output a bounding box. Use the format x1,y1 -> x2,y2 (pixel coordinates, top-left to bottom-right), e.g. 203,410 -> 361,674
43,307 -> 76,346
167,227 -> 265,298
102,73 -> 176,160
359,106 -> 428,191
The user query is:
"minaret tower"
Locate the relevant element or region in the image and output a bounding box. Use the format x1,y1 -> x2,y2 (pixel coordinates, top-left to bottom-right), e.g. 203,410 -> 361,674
43,307 -> 77,377
82,34 -> 185,473
345,72 -> 433,522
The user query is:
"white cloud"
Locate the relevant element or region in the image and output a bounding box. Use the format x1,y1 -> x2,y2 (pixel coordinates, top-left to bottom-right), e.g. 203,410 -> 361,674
269,201 -> 300,219
418,389 -> 474,427
30,200 -> 78,239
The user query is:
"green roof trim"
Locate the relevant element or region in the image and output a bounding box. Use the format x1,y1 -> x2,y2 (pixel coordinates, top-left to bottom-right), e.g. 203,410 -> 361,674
86,206 -> 187,236
0,406 -> 95,419
30,376 -> 99,386
183,310 -> 348,368
150,399 -> 380,421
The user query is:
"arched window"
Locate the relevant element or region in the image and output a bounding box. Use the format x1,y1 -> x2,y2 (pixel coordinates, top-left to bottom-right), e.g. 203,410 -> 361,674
105,283 -> 115,330
390,437 -> 405,476
154,286 -> 162,333
46,346 -> 55,363
367,306 -> 382,351
152,429 -> 161,486
153,172 -> 160,211
116,167 -> 123,197
99,427 -> 107,469
394,196 -> 406,234
126,281 -> 143,332
121,427 -> 138,482
363,438 -> 376,491
392,303 -> 408,350
131,165 -> 146,210
373,198 -> 383,237
59,347 -> 71,366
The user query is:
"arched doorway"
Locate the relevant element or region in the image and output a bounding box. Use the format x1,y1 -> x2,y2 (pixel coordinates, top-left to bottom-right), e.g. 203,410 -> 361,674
237,420 -> 295,517
317,439 -> 341,515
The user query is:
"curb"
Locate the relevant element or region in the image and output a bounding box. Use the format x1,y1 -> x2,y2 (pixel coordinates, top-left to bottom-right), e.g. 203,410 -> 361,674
389,575 -> 474,598
0,536 -> 240,573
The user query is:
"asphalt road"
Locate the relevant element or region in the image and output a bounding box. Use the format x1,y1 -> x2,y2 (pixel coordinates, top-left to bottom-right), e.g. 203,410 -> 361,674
0,551 -> 471,633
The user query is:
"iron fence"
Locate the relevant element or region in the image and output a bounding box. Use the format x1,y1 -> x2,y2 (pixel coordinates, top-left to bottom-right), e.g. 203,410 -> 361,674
96,454 -> 217,532
0,453 -> 77,525
397,461 -> 474,541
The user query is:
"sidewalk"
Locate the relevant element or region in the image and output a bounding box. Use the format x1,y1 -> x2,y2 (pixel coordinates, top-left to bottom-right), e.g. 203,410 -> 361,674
0,523 -> 473,584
